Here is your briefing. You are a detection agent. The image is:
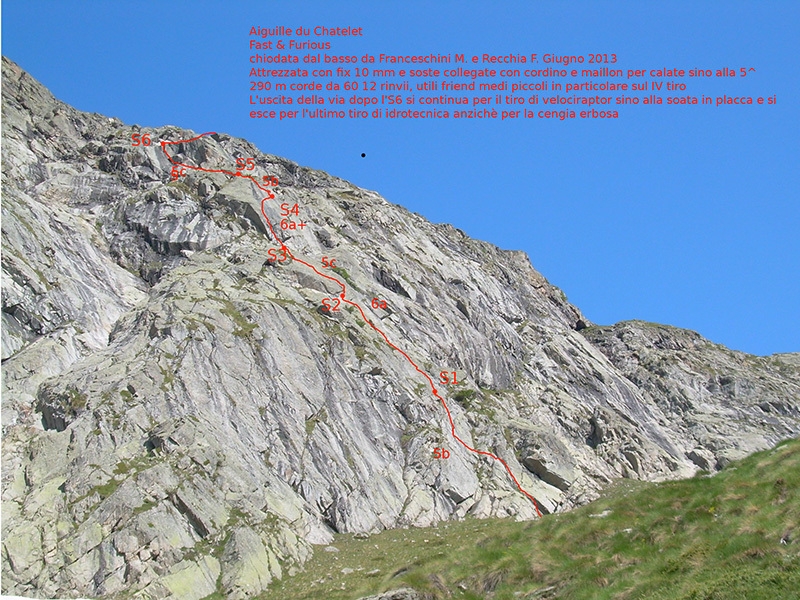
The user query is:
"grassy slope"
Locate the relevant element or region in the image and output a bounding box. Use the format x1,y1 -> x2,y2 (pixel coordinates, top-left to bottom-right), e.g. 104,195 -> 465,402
267,438 -> 800,599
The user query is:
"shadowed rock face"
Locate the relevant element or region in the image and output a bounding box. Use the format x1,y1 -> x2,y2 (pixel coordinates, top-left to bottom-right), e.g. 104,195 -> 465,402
2,55 -> 798,598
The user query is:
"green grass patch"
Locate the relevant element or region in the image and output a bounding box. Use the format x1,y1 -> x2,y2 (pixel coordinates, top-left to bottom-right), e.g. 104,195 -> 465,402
332,265 -> 361,291
160,365 -> 175,391
305,417 -> 317,436
305,409 -> 328,437
91,479 -> 121,501
216,298 -> 259,337
266,438 -> 800,600
133,499 -> 158,516
332,266 -> 351,282
453,389 -> 476,406
67,387 -> 88,412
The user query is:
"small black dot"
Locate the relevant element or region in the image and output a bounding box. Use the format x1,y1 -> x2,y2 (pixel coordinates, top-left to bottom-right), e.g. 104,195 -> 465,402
361,153 -> 366,158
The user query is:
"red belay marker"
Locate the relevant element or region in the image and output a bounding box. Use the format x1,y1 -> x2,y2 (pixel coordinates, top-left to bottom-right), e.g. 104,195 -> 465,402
160,132 -> 543,518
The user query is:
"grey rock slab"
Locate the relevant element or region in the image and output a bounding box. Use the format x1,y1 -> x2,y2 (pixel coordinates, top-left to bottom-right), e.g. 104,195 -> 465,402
2,57 -> 798,598
219,526 -> 281,599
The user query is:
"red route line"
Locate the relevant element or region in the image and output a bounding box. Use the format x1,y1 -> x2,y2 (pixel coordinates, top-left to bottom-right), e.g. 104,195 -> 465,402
161,132 -> 542,518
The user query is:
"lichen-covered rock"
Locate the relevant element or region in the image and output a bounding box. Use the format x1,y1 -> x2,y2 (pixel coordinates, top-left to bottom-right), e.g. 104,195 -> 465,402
219,527 -> 281,599
2,56 -> 798,599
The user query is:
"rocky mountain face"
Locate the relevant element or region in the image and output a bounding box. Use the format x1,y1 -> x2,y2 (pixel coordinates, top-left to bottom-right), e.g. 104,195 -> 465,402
2,55 -> 798,599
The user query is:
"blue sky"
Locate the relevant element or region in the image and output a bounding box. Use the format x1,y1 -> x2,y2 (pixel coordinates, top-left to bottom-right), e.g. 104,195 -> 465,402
3,1 -> 798,355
